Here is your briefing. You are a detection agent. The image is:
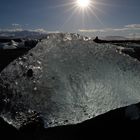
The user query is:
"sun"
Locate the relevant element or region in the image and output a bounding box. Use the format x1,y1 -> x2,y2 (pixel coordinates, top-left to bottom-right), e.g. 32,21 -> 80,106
76,0 -> 91,8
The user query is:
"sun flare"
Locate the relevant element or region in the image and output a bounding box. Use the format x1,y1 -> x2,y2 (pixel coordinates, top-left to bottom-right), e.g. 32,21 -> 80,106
53,0 -> 103,29
76,0 -> 91,8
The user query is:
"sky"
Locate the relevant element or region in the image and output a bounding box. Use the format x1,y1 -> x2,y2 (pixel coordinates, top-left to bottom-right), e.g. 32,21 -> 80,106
0,0 -> 140,37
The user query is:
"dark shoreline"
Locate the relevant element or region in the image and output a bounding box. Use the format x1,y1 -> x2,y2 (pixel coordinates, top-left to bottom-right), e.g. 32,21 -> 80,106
0,103 -> 140,140
94,38 -> 140,44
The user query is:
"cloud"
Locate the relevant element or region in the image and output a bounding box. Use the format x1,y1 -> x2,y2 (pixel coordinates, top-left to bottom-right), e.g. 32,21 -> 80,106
30,28 -> 47,33
128,33 -> 140,38
125,24 -> 140,29
0,28 -> 48,37
111,28 -> 128,31
47,30 -> 60,33
79,24 -> 140,34
79,29 -> 105,33
79,27 -> 130,33
28,29 -> 60,34
0,28 -> 23,32
12,23 -> 20,26
78,24 -> 140,38
0,28 -> 61,35
0,28 -> 47,33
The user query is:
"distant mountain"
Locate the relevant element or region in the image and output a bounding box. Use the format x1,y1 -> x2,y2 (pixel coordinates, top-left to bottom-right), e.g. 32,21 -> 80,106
0,29 -> 47,39
102,36 -> 128,40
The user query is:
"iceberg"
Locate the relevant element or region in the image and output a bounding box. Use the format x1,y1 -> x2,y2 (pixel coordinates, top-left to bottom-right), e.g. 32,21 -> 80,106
0,33 -> 140,129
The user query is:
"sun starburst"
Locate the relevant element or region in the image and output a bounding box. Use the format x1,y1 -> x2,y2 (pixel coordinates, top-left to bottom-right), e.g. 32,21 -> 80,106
50,0 -> 106,29
76,0 -> 91,8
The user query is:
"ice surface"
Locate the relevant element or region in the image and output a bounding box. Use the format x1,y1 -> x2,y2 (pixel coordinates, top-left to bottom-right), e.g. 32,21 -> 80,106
0,41 -> 18,50
1,33 -> 140,128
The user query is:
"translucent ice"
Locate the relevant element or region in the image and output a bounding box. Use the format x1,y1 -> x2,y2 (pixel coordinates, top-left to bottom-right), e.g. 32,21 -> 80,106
1,33 -> 140,128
